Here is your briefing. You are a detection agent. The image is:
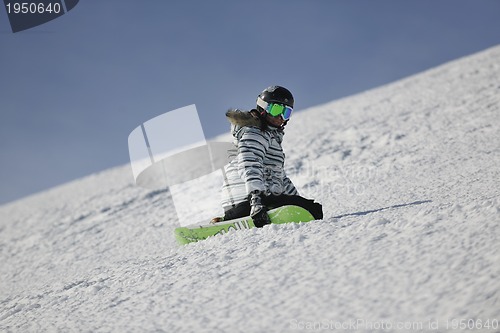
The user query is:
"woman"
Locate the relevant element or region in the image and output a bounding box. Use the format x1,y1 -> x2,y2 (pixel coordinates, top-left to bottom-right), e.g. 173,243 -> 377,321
218,85 -> 323,227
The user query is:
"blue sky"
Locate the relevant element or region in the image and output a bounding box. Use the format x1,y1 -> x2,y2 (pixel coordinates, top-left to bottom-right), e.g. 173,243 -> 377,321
1,0 -> 500,205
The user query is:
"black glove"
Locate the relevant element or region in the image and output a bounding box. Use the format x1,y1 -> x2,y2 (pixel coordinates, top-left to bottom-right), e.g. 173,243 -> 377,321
249,190 -> 271,227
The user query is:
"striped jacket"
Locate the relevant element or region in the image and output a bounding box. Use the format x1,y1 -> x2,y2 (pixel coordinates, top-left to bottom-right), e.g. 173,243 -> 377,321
221,109 -> 298,210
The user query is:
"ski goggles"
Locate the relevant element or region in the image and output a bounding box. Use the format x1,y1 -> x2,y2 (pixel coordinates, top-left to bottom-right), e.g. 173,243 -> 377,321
257,98 -> 293,120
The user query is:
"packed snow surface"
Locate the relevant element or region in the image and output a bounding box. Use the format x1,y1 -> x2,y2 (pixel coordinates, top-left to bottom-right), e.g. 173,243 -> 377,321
1,46 -> 500,332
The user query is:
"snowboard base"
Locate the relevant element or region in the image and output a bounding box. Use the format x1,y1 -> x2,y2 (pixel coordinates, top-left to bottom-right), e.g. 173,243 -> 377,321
174,205 -> 315,245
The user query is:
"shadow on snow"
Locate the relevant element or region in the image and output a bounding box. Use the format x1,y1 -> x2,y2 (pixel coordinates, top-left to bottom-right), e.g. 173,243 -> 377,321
333,200 -> 432,219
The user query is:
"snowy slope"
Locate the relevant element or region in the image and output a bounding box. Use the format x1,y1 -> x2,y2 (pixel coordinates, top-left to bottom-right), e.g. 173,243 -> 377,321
1,46 -> 500,332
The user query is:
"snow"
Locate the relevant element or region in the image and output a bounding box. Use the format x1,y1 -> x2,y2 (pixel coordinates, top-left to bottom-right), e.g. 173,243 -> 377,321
1,45 -> 500,332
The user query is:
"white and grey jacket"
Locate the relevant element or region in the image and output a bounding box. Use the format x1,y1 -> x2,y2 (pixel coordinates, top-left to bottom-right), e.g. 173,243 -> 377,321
221,109 -> 298,210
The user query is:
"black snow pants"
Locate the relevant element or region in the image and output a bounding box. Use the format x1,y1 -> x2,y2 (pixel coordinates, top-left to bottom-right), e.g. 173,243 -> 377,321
223,194 -> 323,222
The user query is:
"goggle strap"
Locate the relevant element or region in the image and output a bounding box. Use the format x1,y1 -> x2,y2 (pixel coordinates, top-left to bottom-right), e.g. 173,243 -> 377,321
256,97 -> 268,111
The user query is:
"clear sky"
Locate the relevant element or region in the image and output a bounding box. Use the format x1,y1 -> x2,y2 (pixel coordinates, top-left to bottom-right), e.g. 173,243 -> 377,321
1,0 -> 500,205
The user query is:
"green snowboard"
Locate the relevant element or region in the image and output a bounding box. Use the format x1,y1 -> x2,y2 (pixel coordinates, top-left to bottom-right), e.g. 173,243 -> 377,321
174,205 -> 315,245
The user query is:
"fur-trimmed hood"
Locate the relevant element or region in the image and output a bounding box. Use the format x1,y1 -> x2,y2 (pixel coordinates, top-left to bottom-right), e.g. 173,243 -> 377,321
225,109 -> 262,128
225,108 -> 284,144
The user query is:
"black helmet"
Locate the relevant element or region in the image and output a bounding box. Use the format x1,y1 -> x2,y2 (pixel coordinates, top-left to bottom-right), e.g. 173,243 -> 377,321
257,85 -> 294,108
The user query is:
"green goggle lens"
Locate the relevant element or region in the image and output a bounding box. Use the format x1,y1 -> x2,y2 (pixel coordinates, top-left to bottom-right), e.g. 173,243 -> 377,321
267,103 -> 293,120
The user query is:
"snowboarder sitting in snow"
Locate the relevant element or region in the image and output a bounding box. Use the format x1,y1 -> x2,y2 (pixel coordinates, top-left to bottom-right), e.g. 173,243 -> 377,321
217,85 -> 323,227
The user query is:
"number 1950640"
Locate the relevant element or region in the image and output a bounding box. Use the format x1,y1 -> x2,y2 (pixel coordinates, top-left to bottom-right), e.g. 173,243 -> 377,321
6,2 -> 61,14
